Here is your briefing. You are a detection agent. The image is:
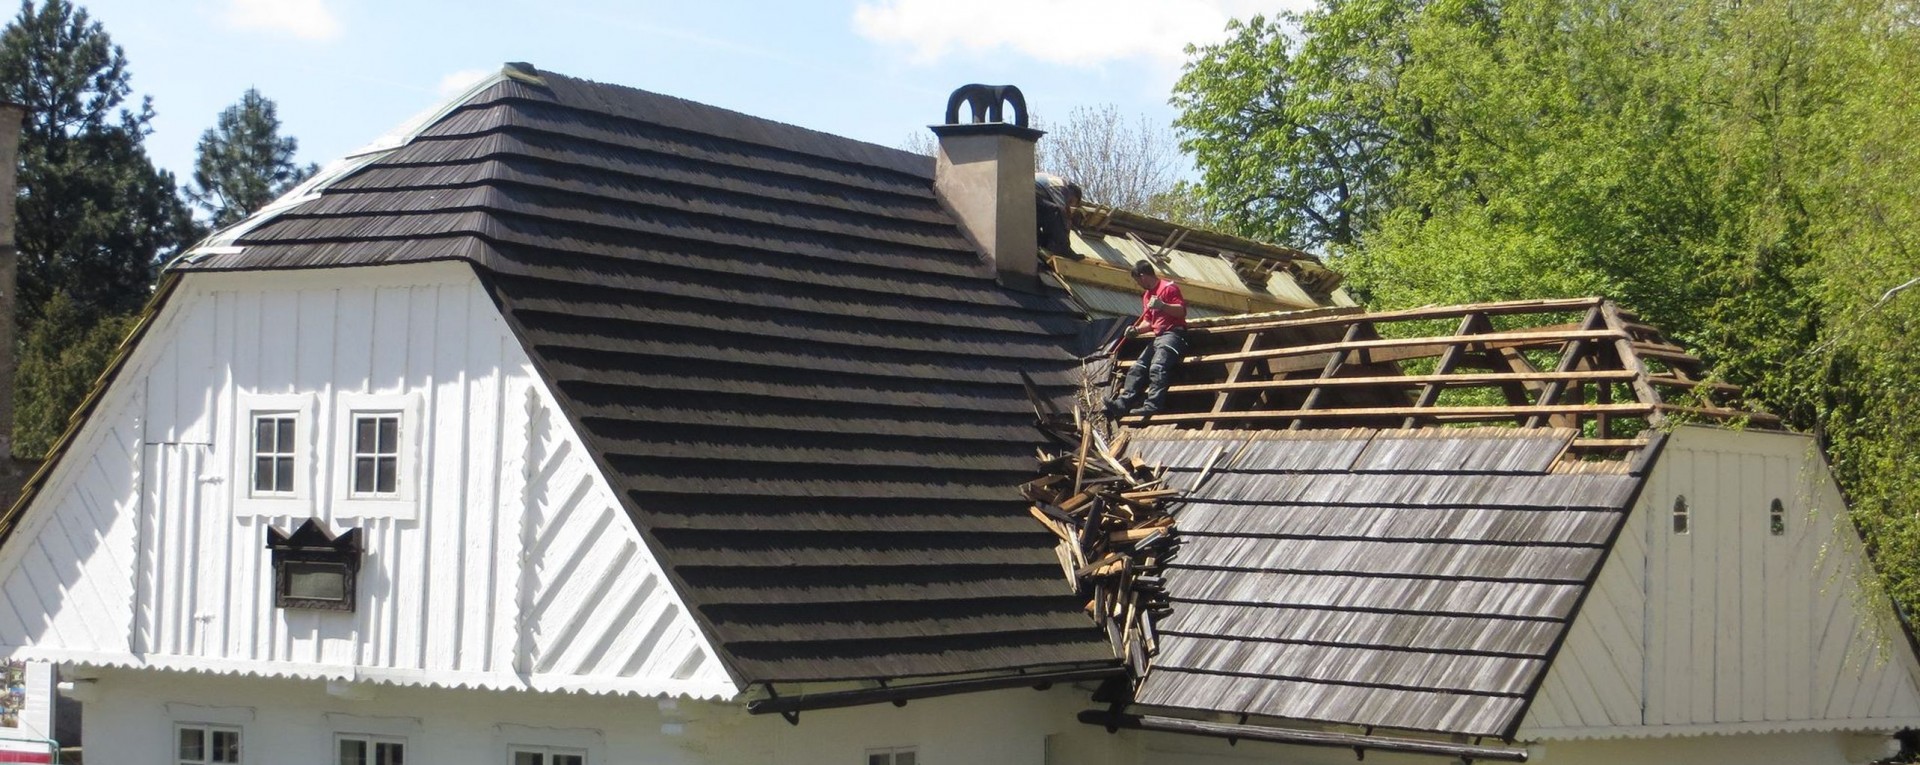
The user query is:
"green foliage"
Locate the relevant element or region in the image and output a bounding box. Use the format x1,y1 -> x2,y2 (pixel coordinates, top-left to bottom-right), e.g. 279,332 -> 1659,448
0,0 -> 193,327
13,292 -> 131,458
187,88 -> 316,228
1176,0 -> 1920,612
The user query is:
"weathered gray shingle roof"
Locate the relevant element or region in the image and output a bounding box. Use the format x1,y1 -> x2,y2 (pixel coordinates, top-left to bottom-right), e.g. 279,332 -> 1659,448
176,70 -> 1114,683
1129,426 -> 1652,739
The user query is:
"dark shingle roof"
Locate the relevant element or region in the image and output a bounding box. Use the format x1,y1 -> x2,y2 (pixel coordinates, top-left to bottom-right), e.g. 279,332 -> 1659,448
1127,426 -> 1651,739
177,71 -> 1113,683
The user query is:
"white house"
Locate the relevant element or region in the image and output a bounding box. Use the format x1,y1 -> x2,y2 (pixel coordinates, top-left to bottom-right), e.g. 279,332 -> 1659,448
0,65 -> 1914,765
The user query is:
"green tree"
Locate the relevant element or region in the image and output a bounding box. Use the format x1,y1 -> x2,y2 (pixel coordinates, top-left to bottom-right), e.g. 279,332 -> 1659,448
187,88 -> 316,228
0,0 -> 194,326
1175,0 -> 1920,611
12,293 -> 131,457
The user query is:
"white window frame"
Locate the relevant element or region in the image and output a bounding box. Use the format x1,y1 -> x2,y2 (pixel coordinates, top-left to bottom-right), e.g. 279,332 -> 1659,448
335,732 -> 408,765
232,393 -> 315,516
508,745 -> 588,765
866,746 -> 919,765
250,412 -> 299,497
347,412 -> 403,498
175,722 -> 244,765
494,724 -> 604,765
332,391 -> 423,520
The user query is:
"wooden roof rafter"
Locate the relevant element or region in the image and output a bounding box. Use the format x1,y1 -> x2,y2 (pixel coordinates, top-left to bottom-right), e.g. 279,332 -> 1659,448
1113,297 -> 1779,461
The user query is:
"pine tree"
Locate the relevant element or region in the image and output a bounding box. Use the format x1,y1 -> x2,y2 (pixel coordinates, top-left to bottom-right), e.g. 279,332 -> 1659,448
0,0 -> 195,327
187,88 -> 316,228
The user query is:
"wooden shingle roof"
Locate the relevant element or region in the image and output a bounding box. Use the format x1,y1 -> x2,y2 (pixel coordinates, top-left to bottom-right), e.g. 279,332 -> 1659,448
175,70 -> 1115,683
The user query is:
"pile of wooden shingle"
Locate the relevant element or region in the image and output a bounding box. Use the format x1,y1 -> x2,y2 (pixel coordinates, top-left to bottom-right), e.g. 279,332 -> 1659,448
1022,427 -> 1180,679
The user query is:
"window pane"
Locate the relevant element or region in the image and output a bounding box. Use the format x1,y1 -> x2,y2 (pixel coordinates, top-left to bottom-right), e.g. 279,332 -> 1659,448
514,751 -> 544,765
288,563 -> 347,600
211,730 -> 240,763
275,457 -> 295,492
179,728 -> 205,760
895,752 -> 914,765
355,457 -> 376,493
377,418 -> 398,454
376,456 -> 397,494
869,755 -> 888,765
255,419 -> 274,452
254,457 -> 274,493
553,755 -> 583,765
356,418 -> 377,453
276,418 -> 295,452
339,739 -> 368,765
376,742 -> 404,765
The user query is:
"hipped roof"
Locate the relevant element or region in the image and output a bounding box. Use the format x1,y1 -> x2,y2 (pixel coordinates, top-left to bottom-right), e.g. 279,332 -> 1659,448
173,68 -> 1115,683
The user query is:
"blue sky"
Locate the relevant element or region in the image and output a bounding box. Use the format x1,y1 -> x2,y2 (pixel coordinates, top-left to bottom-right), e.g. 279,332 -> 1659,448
67,0 -> 1310,186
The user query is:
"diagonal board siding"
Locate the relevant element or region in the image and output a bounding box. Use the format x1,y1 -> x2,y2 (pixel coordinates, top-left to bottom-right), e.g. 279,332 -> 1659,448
0,262 -> 734,698
1520,426 -> 1920,739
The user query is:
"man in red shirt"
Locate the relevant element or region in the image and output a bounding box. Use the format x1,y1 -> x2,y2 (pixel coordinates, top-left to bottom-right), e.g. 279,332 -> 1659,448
1104,260 -> 1187,417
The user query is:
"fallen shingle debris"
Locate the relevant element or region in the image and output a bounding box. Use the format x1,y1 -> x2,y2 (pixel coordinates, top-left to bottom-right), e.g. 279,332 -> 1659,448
1021,424 -> 1179,681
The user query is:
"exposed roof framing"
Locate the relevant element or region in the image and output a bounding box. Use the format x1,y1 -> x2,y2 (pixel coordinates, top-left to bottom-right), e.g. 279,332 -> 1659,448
1116,297 -> 1778,460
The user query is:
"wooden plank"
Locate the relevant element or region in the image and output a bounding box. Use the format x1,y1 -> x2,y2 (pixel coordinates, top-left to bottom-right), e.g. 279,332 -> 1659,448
1526,305 -> 1605,428
1204,332 -> 1264,431
1169,328 -> 1629,367
1167,369 -> 1635,395
1291,321 -> 1368,430
1602,303 -> 1668,429
1185,296 -> 1606,338
1122,402 -> 1653,425
1403,313 -> 1485,428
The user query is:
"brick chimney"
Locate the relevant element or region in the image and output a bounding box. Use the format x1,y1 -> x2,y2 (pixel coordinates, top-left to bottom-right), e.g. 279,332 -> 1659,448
930,84 -> 1044,293
0,102 -> 22,459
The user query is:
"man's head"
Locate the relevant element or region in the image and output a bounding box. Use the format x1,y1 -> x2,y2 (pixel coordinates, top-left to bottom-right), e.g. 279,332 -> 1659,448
1131,260 -> 1159,291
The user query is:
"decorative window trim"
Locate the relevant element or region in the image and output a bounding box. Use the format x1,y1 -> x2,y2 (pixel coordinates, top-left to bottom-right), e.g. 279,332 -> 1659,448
866,745 -> 919,765
167,703 -> 255,726
324,713 -> 422,738
267,518 -> 362,612
233,393 -> 315,517
331,391 -> 423,520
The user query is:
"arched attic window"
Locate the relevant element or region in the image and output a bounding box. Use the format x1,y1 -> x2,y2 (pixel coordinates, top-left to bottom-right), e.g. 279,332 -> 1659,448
1771,498 -> 1786,536
1673,495 -> 1690,535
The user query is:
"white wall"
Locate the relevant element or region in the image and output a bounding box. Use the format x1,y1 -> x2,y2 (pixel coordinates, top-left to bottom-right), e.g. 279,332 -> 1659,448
83,668 -> 1109,765
0,263 -> 731,699
1522,426 -> 1920,741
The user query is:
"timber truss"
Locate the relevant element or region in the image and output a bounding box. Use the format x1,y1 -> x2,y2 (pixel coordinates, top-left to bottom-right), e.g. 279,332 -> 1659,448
1113,296 -> 1779,460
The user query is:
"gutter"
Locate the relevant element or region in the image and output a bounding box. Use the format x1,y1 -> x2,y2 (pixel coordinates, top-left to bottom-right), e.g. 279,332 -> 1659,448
1080,710 -> 1529,763
748,666 -> 1126,721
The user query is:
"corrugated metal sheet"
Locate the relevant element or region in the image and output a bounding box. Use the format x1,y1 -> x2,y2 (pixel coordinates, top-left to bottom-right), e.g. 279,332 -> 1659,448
1131,427 -> 1647,739
171,72 -> 1112,683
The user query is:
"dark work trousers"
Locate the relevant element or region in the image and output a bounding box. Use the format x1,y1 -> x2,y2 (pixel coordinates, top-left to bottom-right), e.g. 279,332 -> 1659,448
1114,330 -> 1186,413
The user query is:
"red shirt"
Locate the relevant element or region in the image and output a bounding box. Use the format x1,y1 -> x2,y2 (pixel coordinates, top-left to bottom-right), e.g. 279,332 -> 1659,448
1141,279 -> 1186,334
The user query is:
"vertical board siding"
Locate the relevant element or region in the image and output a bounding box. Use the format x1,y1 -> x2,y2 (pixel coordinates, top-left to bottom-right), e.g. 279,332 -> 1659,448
1523,427 -> 1920,737
0,265 -> 733,698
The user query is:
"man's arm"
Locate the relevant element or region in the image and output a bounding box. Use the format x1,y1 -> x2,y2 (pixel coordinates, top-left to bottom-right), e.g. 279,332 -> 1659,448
1147,284 -> 1188,320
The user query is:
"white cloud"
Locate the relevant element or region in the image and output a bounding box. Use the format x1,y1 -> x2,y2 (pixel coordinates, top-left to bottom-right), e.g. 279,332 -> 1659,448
851,0 -> 1309,69
436,68 -> 493,97
222,0 -> 342,41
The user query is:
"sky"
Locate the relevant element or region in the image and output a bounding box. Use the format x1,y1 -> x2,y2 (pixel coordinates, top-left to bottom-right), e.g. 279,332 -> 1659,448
67,0 -> 1314,186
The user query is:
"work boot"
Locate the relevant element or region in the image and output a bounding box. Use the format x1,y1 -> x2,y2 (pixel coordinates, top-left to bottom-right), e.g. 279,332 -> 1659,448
1102,399 -> 1128,418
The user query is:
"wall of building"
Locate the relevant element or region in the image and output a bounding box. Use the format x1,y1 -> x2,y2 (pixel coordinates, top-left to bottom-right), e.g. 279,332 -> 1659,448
0,262 -> 730,698
1522,426 -> 1920,741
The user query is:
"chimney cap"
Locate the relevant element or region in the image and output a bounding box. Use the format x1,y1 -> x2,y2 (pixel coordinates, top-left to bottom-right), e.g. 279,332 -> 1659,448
932,84 -> 1043,141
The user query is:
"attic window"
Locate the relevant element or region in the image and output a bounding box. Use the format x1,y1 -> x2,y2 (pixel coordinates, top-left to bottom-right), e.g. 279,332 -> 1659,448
1673,495 -> 1690,535
266,519 -> 362,612
1771,498 -> 1786,536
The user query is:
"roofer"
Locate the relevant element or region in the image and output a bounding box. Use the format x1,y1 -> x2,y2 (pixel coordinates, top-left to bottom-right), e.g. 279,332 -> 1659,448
1104,260 -> 1187,417
1035,172 -> 1083,258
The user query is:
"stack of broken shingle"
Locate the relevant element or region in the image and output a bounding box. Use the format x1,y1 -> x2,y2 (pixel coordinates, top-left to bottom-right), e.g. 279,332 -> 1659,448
1022,425 -> 1180,681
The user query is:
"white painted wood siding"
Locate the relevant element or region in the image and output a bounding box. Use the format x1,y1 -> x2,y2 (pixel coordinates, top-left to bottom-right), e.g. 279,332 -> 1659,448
1521,426 -> 1920,739
0,263 -> 734,699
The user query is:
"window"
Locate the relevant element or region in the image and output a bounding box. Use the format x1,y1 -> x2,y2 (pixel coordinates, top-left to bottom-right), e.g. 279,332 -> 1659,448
252,414 -> 297,495
267,518 -> 362,612
867,747 -> 917,765
338,734 -> 406,765
511,747 -> 586,765
350,413 -> 401,496
178,724 -> 242,765
1771,498 -> 1786,536
1673,495 -> 1690,535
